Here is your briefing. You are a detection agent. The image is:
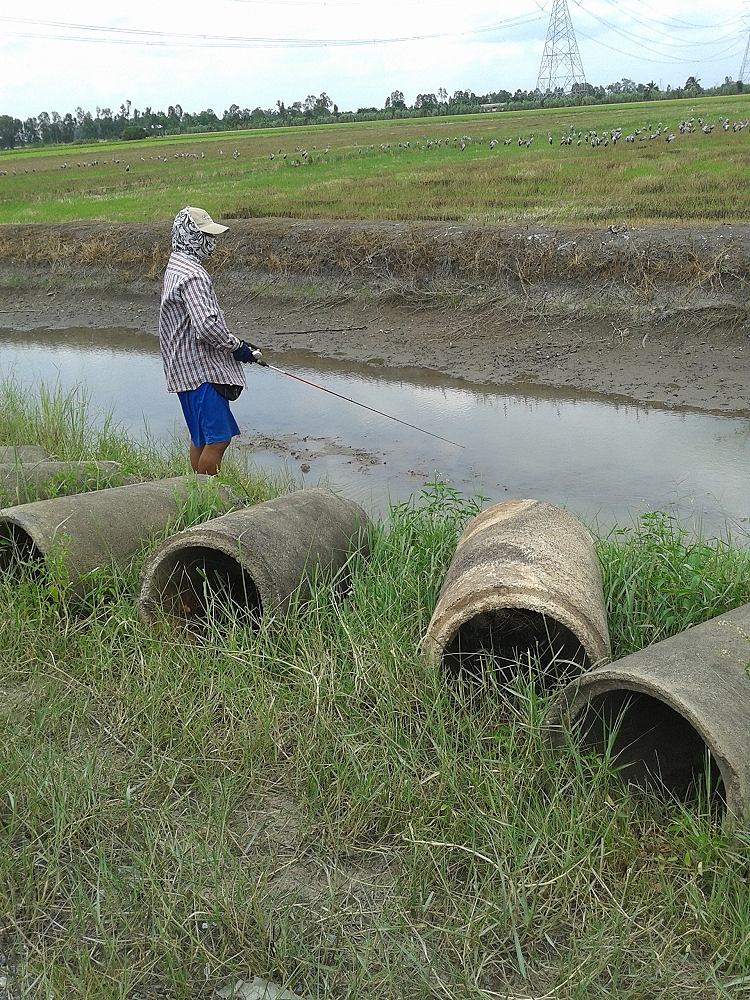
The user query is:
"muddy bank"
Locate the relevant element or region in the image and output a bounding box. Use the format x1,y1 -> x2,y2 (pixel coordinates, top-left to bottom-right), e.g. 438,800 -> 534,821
0,218 -> 748,415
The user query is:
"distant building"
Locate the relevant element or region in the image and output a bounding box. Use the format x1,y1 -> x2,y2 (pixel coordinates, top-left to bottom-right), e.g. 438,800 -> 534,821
480,103 -> 508,113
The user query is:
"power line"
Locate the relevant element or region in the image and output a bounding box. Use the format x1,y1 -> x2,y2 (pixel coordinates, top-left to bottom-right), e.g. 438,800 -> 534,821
618,0 -> 743,31
0,12 -> 545,49
573,2 -> 741,61
589,0 -> 743,47
574,23 -> 743,66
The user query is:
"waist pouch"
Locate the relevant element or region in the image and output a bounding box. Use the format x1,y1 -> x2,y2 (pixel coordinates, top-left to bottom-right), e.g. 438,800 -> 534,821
211,383 -> 243,401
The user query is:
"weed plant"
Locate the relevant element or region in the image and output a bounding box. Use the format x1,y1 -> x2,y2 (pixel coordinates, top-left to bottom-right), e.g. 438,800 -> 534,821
1,385 -> 750,997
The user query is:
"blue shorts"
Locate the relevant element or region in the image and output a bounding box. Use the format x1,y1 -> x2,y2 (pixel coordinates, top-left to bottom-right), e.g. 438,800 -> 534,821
177,383 -> 241,448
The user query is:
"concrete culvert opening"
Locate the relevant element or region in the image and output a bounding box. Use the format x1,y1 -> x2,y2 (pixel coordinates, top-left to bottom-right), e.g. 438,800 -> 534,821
442,608 -> 590,690
150,545 -> 262,625
0,522 -> 44,571
576,690 -> 724,806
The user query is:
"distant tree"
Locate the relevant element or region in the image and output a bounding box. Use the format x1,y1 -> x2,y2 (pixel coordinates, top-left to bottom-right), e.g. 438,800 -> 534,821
389,90 -> 406,110
414,93 -> 437,112
36,111 -> 53,144
61,112 -> 76,143
80,111 -> 96,140
21,116 -> 39,144
683,76 -> 703,94
0,115 -> 22,148
122,124 -> 148,140
313,92 -> 333,115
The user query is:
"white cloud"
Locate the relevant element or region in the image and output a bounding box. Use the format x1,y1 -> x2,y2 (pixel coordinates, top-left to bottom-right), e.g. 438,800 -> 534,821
0,0 -> 746,118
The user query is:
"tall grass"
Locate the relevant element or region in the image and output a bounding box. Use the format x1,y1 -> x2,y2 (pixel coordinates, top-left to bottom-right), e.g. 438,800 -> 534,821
0,378 -> 288,506
1,384 -> 750,998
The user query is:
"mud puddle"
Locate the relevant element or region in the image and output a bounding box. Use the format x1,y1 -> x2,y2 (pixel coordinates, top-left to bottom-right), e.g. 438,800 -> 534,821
0,326 -> 748,536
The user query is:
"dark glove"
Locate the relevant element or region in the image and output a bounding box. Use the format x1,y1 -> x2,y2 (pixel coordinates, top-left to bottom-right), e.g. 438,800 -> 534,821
233,340 -> 267,366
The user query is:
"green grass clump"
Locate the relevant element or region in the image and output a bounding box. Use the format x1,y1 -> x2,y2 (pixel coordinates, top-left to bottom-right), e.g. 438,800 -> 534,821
600,511 -> 750,658
1,382 -> 750,998
0,378 -> 286,507
0,95 -> 748,226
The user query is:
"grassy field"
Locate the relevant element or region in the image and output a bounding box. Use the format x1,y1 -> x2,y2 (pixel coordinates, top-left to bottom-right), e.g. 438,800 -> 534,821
0,96 -> 748,227
1,381 -> 750,998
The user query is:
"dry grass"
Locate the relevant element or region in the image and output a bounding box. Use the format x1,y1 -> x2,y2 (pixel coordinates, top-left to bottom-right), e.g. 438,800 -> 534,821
1,217 -> 747,305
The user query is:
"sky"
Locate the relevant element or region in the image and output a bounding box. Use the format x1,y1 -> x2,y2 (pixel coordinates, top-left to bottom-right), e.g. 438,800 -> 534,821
1,0 -> 748,119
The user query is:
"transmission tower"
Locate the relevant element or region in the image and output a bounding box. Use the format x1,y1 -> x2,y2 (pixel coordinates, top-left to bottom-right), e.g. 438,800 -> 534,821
536,0 -> 587,94
740,32 -> 750,85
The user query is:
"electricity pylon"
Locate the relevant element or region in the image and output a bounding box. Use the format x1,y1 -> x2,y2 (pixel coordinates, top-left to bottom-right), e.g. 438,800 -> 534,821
536,0 -> 587,94
740,32 -> 750,85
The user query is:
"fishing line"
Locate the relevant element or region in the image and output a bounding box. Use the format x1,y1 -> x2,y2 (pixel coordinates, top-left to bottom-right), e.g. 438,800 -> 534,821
265,364 -> 465,449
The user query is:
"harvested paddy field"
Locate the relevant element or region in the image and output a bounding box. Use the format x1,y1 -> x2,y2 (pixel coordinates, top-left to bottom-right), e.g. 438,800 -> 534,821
1,96 -> 748,226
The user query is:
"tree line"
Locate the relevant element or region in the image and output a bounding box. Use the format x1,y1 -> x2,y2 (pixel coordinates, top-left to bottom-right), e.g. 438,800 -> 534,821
0,76 -> 743,150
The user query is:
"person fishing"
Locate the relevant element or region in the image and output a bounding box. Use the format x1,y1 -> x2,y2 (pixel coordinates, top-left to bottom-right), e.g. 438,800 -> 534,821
159,205 -> 265,476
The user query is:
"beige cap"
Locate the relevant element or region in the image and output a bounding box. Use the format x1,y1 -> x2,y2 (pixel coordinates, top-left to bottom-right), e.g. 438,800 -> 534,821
185,205 -> 228,235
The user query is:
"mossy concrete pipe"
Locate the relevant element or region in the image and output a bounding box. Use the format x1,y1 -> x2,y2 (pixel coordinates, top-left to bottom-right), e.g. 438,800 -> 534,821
0,476 -> 232,589
138,488 -> 370,625
546,603 -> 750,821
0,461 -> 127,503
424,499 -> 611,689
0,446 -> 50,463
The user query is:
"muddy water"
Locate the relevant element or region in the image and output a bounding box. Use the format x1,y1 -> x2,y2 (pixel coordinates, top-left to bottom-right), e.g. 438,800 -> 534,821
0,326 -> 748,536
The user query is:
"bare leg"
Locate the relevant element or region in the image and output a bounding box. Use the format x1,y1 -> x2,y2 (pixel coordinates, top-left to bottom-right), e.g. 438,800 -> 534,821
197,440 -> 231,476
189,443 -> 204,473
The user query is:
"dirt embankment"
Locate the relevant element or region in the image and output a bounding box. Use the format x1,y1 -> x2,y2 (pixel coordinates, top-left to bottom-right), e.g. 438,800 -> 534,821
1,219 -> 748,415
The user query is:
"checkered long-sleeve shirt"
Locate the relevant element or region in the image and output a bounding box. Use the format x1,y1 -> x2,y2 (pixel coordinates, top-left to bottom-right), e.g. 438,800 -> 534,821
159,251 -> 246,392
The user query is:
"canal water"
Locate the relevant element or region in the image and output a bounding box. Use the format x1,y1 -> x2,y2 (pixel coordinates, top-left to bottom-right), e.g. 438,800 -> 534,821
0,326 -> 748,536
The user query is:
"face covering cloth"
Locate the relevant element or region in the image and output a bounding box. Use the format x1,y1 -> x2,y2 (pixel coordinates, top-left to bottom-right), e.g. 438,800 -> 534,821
171,207 -> 217,260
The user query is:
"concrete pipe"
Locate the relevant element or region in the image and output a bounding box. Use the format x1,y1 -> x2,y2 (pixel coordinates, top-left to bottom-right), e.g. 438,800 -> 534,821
546,603 -> 750,820
0,460 -> 127,504
138,488 -> 370,626
424,499 -> 611,690
0,445 -> 50,463
0,476 -> 233,590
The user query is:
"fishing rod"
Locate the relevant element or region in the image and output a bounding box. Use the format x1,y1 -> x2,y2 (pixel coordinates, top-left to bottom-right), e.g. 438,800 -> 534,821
263,363 -> 465,449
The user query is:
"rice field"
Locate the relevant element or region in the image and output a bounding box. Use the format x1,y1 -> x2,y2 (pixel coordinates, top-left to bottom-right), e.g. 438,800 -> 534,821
1,95 -> 748,226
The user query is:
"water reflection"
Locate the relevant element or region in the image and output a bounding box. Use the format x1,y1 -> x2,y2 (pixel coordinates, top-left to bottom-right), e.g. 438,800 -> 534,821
0,326 -> 748,536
